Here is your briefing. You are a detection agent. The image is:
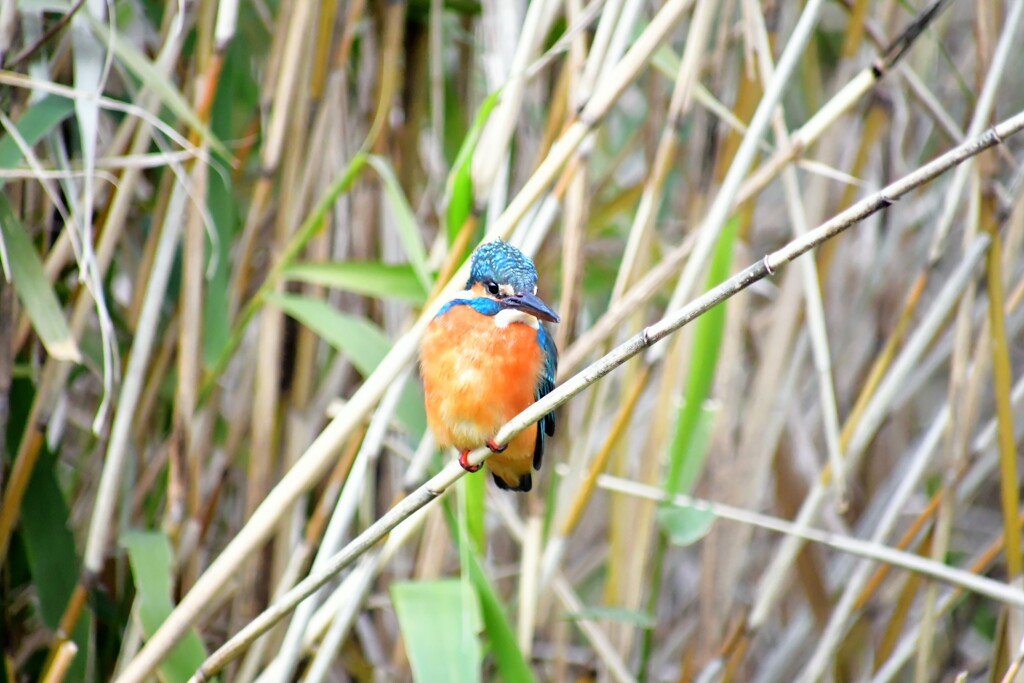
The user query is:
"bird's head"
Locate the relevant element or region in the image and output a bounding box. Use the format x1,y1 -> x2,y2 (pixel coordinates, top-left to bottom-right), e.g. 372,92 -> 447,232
466,240 -> 560,323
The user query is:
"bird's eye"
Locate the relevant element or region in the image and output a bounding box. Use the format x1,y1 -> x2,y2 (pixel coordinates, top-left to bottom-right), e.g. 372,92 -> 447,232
486,281 -> 501,296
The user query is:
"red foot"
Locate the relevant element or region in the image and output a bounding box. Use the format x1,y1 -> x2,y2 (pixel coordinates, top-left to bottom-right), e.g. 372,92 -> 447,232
486,439 -> 507,453
458,449 -> 481,473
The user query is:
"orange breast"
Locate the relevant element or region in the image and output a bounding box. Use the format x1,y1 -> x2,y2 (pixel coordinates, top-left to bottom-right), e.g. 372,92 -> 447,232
420,304 -> 543,479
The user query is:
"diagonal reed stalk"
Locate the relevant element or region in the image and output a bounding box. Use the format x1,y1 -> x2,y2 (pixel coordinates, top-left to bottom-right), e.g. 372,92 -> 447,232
187,111 -> 1024,681
6,3 -> 1024,681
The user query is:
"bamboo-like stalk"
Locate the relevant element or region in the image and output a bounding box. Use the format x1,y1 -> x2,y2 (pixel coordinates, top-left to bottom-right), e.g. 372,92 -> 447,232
658,0 -> 825,325
557,365 -> 650,539
518,515 -> 543,654
116,4 -> 700,678
82,180 -> 185,573
986,225 -> 1022,575
186,112 -> 1024,682
471,0 -> 558,203
916,3 -> 1024,676
489,492 -> 638,683
748,233 -> 993,631
39,641 -> 77,683
174,0 -> 222,575
798,403 -> 949,679
610,0 -> 708,303
266,372 -> 410,681
595,475 -> 1024,608
0,31 -> 193,564
747,0 -> 847,503
871,507 -> 1024,682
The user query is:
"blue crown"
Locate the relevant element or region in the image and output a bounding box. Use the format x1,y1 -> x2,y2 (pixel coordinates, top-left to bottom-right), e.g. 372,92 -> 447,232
466,240 -> 538,293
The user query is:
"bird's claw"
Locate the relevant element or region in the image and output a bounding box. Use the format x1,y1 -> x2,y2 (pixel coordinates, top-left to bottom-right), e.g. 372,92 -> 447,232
458,449 -> 481,473
486,439 -> 507,453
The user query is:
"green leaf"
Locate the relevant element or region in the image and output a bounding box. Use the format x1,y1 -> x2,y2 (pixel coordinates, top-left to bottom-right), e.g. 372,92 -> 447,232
0,95 -> 75,184
269,293 -> 426,435
562,606 -> 657,629
463,468 -> 487,556
445,91 -> 501,248
203,38 -> 254,368
656,505 -> 716,547
441,497 -> 537,682
122,531 -> 208,683
366,156 -> 432,292
464,550 -> 538,683
18,447 -> 90,681
392,580 -> 483,683
0,194 -> 81,362
202,159 -> 236,368
665,217 -> 738,495
668,402 -> 718,500
283,261 -> 429,305
270,293 -> 389,376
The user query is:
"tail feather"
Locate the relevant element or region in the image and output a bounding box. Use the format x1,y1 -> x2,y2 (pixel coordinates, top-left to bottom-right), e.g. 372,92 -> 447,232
492,471 -> 532,492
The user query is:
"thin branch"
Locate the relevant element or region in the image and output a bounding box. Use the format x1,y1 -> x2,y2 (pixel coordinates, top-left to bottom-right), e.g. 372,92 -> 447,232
189,108 -> 1024,683
594,474 -> 1024,609
5,0 -> 88,69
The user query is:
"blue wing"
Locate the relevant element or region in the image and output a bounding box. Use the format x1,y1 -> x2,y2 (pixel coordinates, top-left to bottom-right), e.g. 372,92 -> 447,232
533,323 -> 558,470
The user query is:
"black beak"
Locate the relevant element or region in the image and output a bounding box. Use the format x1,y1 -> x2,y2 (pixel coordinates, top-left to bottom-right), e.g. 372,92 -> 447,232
506,291 -> 560,323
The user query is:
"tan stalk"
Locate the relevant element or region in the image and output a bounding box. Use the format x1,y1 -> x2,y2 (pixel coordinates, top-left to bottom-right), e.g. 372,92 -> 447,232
986,226 -> 1022,577
518,515 -> 544,654
556,0 -> 704,658
471,0 -> 559,203
747,0 -> 847,503
38,641 -> 76,683
798,402 -> 950,679
748,232 -> 994,630
595,475 -> 1024,607
489,493 -> 637,683
174,142 -> 207,545
610,0 -> 711,303
918,2 -> 1023,676
116,3 -> 698,677
184,114 -> 1024,681
558,365 -> 650,537
574,0 -> 624,107
0,27 -> 191,564
83,180 -> 186,574
556,0 -> 589,352
874,535 -> 932,669
872,505 -> 1024,681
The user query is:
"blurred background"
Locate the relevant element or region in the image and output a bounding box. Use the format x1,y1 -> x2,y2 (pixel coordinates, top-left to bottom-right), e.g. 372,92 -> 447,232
3,0 -> 1024,681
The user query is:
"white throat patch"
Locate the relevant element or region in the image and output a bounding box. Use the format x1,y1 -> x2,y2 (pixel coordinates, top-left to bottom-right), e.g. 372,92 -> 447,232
494,308 -> 539,329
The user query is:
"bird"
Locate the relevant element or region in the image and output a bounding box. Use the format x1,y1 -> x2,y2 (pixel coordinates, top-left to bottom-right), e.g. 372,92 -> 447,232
419,240 -> 559,492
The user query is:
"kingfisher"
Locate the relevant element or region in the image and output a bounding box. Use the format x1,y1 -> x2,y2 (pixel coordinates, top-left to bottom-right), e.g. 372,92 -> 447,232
420,240 -> 559,492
